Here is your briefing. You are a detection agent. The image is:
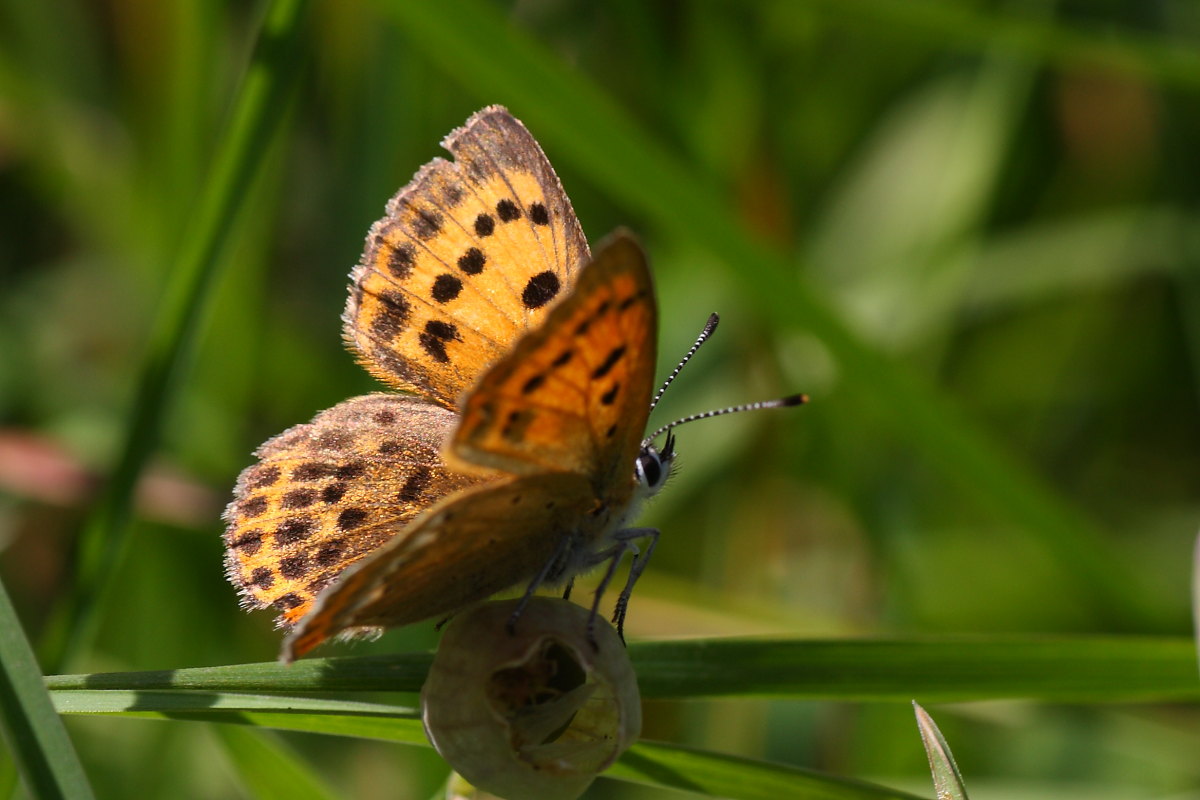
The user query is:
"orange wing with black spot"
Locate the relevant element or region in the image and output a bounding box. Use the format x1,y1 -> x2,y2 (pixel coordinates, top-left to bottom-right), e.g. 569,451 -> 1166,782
345,106 -> 590,409
223,394 -> 490,626
451,230 -> 657,499
282,233 -> 659,661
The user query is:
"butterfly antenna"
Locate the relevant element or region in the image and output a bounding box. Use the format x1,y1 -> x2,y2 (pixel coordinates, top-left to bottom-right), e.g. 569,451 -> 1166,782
645,394 -> 808,444
649,313 -> 720,412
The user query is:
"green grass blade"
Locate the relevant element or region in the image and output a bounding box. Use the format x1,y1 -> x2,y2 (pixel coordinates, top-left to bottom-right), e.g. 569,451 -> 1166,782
39,0 -> 312,672
45,636 -> 1200,702
213,725 -> 341,800
52,690 -> 418,718
612,740 -> 926,800
374,0 -> 1159,628
55,691 -> 428,744
52,692 -> 922,800
913,702 -> 969,800
0,579 -> 94,800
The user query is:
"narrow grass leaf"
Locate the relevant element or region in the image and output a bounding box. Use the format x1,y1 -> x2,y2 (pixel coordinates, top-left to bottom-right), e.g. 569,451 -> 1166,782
612,741 -> 927,800
913,702 -> 969,800
53,691 -> 923,800
46,636 -> 1200,702
0,579 -> 94,800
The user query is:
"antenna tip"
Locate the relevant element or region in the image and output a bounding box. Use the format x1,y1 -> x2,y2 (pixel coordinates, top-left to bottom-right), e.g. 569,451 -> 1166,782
782,393 -> 809,407
704,313 -> 720,333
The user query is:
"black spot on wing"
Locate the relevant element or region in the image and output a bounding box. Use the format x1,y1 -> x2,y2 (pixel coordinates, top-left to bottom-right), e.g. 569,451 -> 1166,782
282,489 -> 316,509
275,518 -> 316,546
600,382 -> 620,406
502,410 -> 535,442
386,243 -> 415,280
496,199 -> 521,222
315,541 -> 344,567
228,530 -> 263,555
337,508 -> 369,531
280,554 -> 308,580
618,290 -> 647,311
239,496 -> 268,518
458,247 -> 486,274
522,271 -> 560,309
247,466 -> 280,489
321,483 -> 347,504
431,274 -> 463,303
336,462 -> 366,480
273,593 -> 304,611
371,291 -> 411,339
398,468 -> 432,503
419,319 -> 460,363
591,344 -> 627,379
413,209 -> 442,239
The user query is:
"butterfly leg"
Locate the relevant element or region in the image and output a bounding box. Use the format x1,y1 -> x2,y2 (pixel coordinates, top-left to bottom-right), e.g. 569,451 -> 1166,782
561,577 -> 575,602
586,542 -> 631,650
508,531 -> 575,635
610,527 -> 660,643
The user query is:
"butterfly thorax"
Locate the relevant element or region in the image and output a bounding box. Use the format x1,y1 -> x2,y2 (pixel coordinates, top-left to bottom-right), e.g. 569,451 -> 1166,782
551,438 -> 673,583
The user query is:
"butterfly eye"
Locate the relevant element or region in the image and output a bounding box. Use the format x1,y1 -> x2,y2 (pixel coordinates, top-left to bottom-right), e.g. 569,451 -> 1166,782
636,451 -> 665,489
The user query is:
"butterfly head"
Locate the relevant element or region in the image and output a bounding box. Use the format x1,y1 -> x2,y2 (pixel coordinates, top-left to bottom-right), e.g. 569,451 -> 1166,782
635,430 -> 676,497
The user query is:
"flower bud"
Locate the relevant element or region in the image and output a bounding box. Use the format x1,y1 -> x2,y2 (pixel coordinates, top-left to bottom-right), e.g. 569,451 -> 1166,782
421,598 -> 641,800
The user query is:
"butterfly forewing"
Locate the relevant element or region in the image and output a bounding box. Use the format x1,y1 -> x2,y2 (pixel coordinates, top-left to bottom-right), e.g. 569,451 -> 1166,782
223,394 -> 489,626
451,231 -> 657,498
346,106 -> 590,408
283,472 -> 594,660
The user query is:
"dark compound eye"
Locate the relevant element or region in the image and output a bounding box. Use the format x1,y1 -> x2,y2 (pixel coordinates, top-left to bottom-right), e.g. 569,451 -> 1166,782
637,453 -> 663,488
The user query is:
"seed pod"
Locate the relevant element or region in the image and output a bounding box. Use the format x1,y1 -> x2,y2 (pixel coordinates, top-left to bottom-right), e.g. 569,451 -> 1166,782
422,597 -> 642,800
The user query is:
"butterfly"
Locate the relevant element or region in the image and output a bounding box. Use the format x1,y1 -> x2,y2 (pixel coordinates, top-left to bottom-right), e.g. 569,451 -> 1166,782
223,106 -> 803,661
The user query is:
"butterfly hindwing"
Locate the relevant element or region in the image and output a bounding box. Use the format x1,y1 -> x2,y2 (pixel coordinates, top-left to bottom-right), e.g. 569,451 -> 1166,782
223,394 -> 489,626
345,106 -> 590,408
283,471 -> 595,660
451,231 -> 657,498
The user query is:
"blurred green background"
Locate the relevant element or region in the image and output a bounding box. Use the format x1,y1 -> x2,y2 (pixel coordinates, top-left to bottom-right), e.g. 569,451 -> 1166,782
2,0 -> 1199,798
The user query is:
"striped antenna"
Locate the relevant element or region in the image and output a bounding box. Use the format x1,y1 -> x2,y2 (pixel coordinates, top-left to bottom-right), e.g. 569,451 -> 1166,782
645,394 -> 808,444
649,313 -> 720,412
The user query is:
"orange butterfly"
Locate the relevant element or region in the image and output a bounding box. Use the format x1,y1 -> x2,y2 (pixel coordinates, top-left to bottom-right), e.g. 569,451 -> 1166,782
222,106 -> 803,661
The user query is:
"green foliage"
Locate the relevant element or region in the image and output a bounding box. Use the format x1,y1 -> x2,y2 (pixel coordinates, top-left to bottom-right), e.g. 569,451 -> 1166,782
913,703 -> 970,800
0,581 -> 92,800
1,0 -> 1198,798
